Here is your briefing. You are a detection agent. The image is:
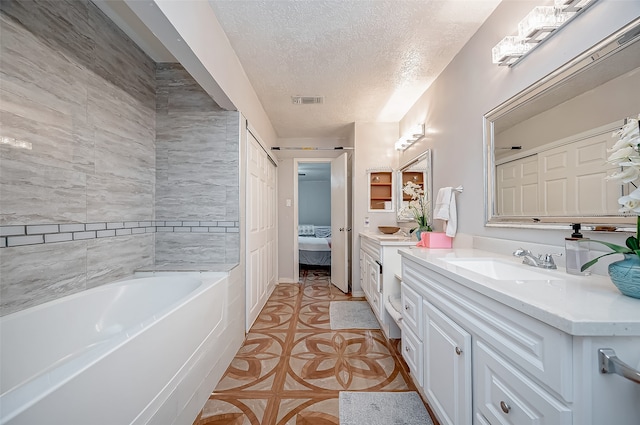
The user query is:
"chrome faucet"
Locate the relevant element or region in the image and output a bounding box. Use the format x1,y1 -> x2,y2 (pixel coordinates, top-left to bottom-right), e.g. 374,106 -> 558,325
513,248 -> 561,269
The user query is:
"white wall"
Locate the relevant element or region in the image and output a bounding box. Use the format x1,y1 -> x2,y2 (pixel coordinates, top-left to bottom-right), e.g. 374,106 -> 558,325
398,0 -> 640,249
352,122 -> 399,295
299,181 -> 331,226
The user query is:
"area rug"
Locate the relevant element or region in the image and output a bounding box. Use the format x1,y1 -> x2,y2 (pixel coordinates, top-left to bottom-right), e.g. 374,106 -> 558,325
329,301 -> 380,330
339,391 -> 433,425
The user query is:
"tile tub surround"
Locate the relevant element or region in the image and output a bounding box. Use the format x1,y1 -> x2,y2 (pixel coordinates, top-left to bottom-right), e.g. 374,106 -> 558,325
194,267 -> 433,425
0,221 -> 240,248
155,64 -> 240,264
0,1 -> 156,314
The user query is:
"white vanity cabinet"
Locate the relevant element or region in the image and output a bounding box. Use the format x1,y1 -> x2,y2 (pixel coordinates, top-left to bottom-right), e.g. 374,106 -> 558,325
359,234 -> 415,339
400,249 -> 640,425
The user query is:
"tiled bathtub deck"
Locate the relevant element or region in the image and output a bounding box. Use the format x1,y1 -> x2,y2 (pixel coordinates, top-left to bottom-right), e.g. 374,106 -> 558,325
194,267 -> 432,424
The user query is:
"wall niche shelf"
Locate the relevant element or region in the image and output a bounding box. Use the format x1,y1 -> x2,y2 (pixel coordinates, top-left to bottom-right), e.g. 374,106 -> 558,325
369,171 -> 393,211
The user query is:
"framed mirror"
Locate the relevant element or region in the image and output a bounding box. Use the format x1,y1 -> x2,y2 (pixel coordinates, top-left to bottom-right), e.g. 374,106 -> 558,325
397,150 -> 432,223
484,18 -> 640,229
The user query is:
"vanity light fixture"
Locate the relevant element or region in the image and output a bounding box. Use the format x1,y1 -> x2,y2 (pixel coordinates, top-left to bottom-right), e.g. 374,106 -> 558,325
395,124 -> 425,151
492,0 -> 596,66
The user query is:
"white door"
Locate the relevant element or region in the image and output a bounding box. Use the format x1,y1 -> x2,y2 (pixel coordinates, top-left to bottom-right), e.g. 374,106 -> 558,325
330,153 -> 349,293
246,130 -> 277,331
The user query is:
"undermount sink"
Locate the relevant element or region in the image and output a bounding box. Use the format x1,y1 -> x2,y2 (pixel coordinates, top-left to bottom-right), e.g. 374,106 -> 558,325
443,258 -> 560,281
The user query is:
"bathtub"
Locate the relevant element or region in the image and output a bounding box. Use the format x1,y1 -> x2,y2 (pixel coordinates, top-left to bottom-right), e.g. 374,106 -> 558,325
0,272 -> 234,425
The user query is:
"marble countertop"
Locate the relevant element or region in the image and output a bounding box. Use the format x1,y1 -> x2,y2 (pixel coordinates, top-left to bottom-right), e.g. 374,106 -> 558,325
399,247 -> 640,336
360,232 -> 417,246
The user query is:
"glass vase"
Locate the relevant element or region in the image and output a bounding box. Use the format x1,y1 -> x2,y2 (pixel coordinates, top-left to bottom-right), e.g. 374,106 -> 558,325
607,254 -> 640,299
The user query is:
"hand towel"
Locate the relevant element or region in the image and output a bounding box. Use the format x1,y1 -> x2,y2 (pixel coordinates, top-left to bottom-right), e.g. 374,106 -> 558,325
434,187 -> 452,221
434,187 -> 457,237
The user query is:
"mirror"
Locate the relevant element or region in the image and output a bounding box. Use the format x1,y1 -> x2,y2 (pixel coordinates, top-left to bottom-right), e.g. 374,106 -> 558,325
397,150 -> 432,222
484,18 -> 640,229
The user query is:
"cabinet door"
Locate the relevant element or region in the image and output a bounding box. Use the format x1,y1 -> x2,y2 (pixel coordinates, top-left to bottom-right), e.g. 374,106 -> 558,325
423,299 -> 472,425
474,340 -> 572,425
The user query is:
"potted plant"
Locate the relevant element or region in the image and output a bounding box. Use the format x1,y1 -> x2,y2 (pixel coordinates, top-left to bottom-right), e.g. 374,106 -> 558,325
400,181 -> 432,240
581,114 -> 640,298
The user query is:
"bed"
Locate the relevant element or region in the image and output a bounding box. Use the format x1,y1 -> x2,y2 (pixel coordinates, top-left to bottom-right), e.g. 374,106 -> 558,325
298,225 -> 331,266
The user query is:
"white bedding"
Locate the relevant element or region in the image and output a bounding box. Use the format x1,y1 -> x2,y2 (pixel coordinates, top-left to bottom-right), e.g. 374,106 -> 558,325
298,236 -> 331,251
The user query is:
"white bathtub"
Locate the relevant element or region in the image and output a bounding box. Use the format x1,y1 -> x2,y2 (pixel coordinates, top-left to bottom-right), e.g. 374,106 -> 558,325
0,272 -> 233,425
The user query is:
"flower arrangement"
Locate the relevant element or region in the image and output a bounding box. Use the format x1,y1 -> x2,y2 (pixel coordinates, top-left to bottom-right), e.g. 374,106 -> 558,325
582,114 -> 640,271
400,181 -> 432,234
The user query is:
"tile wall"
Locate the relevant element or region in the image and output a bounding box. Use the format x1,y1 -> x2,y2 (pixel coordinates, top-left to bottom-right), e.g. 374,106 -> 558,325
155,64 -> 240,265
0,1 -> 240,315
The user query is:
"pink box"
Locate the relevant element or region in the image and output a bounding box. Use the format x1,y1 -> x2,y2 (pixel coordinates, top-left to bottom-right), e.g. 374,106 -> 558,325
421,232 -> 452,248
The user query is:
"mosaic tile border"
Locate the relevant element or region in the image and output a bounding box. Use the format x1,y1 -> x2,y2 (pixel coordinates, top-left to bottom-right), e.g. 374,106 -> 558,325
0,221 -> 240,248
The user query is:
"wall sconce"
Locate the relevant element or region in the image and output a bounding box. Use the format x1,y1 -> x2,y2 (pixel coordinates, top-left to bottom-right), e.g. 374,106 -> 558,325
492,0 -> 596,66
395,124 -> 425,151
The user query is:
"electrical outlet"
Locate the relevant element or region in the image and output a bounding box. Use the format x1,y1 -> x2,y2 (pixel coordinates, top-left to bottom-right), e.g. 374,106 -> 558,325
364,216 -> 370,227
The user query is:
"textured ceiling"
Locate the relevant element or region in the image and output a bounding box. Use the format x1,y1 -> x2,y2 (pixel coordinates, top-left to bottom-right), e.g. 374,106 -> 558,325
208,0 -> 502,139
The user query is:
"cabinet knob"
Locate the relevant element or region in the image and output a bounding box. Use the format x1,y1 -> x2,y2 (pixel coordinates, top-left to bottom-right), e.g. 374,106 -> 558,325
455,347 -> 462,355
500,401 -> 510,414
405,346 -> 410,352
404,305 -> 410,310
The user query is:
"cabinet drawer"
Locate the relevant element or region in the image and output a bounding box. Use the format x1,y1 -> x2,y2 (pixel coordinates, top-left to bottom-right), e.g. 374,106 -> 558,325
370,288 -> 382,319
401,282 -> 423,339
402,326 -> 423,387
360,237 -> 380,261
474,340 -> 572,425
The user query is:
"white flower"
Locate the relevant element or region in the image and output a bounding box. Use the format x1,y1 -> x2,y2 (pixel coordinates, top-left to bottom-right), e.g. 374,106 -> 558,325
606,114 -> 640,213
618,188 -> 640,214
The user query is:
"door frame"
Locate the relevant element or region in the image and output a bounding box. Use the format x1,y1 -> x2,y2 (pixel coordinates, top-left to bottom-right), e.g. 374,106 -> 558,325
293,158 -> 334,280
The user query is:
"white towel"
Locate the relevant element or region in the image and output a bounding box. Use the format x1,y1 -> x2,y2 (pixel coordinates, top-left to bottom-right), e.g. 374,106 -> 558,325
434,187 -> 457,237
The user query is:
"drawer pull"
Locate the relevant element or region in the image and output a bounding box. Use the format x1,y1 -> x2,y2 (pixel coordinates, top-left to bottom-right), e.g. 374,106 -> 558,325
599,348 -> 640,384
500,401 -> 510,414
455,347 -> 462,355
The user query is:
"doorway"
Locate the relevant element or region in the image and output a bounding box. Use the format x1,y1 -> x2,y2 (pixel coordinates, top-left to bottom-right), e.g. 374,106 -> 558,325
296,160 -> 331,281
294,154 -> 349,293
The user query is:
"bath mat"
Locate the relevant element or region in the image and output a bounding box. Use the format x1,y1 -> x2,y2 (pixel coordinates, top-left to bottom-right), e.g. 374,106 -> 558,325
329,301 -> 380,330
339,391 -> 433,425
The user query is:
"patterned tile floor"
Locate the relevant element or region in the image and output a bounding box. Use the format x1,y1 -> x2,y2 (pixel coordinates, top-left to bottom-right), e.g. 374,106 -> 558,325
194,266 -> 434,425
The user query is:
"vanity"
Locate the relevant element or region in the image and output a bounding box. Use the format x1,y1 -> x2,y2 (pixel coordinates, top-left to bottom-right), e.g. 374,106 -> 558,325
359,232 -> 415,339
399,246 -> 640,425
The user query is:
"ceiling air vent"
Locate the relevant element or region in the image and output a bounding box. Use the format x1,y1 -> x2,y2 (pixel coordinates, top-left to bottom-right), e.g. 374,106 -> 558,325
291,96 -> 324,105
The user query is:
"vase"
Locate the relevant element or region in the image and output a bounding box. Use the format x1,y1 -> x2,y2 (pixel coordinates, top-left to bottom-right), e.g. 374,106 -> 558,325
414,227 -> 430,241
607,254 -> 640,299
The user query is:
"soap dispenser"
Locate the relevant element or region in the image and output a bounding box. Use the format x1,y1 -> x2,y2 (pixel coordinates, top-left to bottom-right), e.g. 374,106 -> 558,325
565,223 -> 590,275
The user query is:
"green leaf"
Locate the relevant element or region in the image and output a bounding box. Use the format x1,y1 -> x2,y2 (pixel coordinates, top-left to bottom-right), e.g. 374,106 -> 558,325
580,251 -> 622,272
626,236 -> 640,251
589,240 -> 633,253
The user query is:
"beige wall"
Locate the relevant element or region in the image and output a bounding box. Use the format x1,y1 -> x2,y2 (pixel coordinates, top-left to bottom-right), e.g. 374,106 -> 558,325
351,122 -> 399,295
275,138 -> 347,283
398,0 -> 640,247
